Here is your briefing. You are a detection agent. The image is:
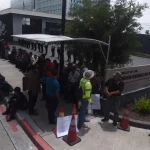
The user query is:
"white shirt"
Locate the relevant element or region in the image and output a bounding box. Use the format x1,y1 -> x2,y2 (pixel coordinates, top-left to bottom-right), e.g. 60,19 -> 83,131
68,71 -> 80,83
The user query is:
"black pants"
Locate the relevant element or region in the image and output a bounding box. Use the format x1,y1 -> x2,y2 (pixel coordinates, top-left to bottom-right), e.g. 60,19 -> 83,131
42,83 -> 46,99
46,95 -> 58,122
45,47 -> 48,55
28,92 -> 38,113
5,103 -> 17,117
51,50 -> 55,57
104,96 -> 120,123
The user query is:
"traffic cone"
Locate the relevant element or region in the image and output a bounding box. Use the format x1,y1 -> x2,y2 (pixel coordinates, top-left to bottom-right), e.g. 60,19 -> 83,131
72,104 -> 77,115
52,108 -> 64,136
63,114 -> 81,146
118,105 -> 130,132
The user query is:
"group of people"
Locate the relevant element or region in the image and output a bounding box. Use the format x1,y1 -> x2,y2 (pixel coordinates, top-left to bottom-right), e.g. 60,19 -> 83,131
18,38 -> 61,58
0,39 -> 126,130
18,38 -> 78,63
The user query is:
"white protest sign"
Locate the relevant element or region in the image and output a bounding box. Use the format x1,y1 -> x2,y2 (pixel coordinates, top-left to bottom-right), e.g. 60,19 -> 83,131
56,115 -> 79,138
91,94 -> 101,110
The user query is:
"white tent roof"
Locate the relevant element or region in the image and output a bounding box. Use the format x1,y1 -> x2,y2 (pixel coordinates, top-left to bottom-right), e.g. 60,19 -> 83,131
12,34 -> 108,46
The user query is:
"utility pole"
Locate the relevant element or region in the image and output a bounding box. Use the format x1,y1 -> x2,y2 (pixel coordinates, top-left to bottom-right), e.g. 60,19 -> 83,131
59,0 -> 66,76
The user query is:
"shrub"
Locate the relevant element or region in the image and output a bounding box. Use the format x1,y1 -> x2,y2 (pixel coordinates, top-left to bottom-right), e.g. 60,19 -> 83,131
133,96 -> 150,114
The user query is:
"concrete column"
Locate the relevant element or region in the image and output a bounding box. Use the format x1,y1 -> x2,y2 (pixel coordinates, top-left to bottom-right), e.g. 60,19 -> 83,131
13,15 -> 22,41
42,19 -> 46,34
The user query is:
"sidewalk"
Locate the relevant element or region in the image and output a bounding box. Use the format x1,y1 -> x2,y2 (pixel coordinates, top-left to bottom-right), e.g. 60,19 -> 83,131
1,52 -> 150,149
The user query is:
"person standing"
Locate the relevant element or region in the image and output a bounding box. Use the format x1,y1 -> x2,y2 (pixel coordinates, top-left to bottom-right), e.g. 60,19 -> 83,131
44,43 -> 48,55
51,45 -> 55,57
40,43 -> 44,53
41,69 -> 60,124
67,50 -> 71,62
78,70 -> 94,129
73,51 -> 77,64
101,71 -> 124,126
57,46 -> 60,59
27,65 -> 40,115
67,66 -> 80,104
38,43 -> 41,52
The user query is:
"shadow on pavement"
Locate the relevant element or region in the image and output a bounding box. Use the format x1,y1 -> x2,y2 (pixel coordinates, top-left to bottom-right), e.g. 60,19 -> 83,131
78,128 -> 90,137
99,122 -> 117,132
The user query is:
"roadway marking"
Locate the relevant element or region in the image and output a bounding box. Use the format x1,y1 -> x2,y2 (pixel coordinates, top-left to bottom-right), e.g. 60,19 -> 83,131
0,105 -> 18,132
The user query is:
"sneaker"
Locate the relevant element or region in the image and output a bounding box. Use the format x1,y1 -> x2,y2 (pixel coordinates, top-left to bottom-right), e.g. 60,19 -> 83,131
112,122 -> 117,126
101,118 -> 109,122
2,111 -> 9,115
82,124 -> 89,129
84,119 -> 90,122
7,116 -> 15,122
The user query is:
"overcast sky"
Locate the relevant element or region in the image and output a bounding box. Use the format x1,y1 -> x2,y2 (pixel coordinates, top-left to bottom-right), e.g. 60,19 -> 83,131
0,0 -> 149,33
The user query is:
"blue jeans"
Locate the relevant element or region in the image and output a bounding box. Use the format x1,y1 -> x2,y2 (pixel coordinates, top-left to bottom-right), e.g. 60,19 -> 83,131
78,99 -> 89,127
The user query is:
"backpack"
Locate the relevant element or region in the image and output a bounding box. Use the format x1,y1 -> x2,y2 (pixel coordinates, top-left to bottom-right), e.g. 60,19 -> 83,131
77,81 -> 88,100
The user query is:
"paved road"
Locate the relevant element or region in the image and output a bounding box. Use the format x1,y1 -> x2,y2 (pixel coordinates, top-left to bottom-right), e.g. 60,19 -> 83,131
128,55 -> 150,67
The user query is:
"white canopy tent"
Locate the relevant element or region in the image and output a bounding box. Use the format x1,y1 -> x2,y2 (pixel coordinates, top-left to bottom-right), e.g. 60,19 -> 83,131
12,34 -> 111,67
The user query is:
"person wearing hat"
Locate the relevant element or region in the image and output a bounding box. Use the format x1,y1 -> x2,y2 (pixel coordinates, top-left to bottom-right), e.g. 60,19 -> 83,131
101,71 -> 124,126
2,87 -> 28,122
78,70 -> 94,129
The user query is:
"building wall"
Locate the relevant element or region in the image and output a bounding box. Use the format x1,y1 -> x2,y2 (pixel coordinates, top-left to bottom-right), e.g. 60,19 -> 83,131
13,15 -> 22,35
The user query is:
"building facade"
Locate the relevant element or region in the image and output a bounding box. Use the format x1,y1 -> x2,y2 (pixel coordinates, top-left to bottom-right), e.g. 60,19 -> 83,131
11,0 -> 35,11
11,0 -> 110,15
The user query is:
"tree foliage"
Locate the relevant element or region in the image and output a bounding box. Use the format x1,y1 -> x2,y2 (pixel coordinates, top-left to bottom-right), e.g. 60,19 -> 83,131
66,0 -> 148,71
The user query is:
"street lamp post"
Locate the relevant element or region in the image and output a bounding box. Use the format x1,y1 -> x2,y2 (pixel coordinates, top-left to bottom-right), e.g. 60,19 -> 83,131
59,0 -> 67,75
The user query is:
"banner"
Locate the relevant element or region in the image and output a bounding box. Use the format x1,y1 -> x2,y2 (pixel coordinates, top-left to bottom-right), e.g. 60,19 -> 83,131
56,115 -> 79,138
106,64 -> 150,94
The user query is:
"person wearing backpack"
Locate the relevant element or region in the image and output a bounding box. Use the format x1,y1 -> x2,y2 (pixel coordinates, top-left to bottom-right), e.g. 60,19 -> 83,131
77,70 -> 94,129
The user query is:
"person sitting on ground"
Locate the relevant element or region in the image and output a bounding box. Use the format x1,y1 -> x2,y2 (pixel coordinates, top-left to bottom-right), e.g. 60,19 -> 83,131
0,75 -> 12,101
2,87 -> 28,122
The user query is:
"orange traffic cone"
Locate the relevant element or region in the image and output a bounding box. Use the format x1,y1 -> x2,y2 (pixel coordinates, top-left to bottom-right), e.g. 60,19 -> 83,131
72,104 -> 77,115
118,105 -> 130,132
63,114 -> 81,146
52,108 -> 65,136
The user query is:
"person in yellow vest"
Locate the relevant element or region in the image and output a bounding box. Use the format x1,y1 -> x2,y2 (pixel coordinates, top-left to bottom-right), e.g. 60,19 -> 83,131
78,70 -> 94,129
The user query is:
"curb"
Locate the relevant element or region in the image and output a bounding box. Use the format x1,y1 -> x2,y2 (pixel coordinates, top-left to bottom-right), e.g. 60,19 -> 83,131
19,119 -> 53,150
2,97 -> 54,150
110,112 -> 150,129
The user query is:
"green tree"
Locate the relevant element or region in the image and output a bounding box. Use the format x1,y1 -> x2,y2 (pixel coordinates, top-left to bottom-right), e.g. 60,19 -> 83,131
66,0 -> 148,73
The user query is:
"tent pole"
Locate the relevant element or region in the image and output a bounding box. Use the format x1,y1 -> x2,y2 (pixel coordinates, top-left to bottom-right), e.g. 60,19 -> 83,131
104,35 -> 111,82
59,0 -> 66,76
